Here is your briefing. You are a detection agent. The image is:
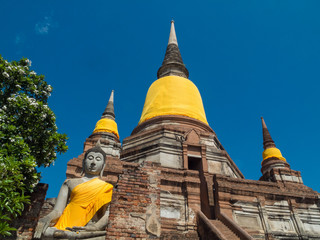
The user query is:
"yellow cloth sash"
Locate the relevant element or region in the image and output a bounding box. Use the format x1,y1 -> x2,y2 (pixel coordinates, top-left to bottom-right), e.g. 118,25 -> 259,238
54,178 -> 113,230
139,76 -> 208,125
262,147 -> 286,162
93,118 -> 119,138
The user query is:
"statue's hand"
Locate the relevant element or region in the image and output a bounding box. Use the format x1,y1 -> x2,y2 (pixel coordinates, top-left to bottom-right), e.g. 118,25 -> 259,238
53,229 -> 82,238
67,223 -> 99,232
33,216 -> 52,239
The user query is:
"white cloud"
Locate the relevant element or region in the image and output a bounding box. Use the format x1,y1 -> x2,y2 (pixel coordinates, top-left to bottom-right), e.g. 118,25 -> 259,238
35,16 -> 52,35
14,33 -> 25,48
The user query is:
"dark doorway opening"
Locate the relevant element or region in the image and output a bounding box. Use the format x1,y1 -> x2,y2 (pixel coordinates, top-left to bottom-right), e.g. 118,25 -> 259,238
188,156 -> 211,219
188,156 -> 202,171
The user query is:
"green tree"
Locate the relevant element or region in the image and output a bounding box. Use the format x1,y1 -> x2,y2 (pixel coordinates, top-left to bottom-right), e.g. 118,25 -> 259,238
0,55 -> 68,236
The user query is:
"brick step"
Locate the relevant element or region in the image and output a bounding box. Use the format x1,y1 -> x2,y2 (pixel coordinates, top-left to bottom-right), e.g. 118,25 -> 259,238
210,219 -> 241,240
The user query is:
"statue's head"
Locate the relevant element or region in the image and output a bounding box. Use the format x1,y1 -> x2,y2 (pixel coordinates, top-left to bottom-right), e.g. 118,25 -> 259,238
82,145 -> 107,177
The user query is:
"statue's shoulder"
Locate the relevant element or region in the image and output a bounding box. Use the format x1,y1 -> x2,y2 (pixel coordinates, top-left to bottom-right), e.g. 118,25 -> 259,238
64,178 -> 85,190
101,179 -> 114,189
93,178 -> 113,189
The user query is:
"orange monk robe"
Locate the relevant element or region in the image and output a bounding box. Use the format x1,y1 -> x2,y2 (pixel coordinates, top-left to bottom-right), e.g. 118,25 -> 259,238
54,178 -> 113,230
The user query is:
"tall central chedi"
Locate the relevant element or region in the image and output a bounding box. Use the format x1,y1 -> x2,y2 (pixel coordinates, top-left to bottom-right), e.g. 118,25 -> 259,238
122,21 -> 242,180
139,20 -> 207,125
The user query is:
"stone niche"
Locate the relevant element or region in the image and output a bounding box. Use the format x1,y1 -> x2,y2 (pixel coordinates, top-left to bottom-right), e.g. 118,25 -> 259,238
268,215 -> 295,233
160,192 -> 185,221
265,200 -> 296,234
297,204 -> 320,235
234,212 -> 263,231
232,201 -> 264,232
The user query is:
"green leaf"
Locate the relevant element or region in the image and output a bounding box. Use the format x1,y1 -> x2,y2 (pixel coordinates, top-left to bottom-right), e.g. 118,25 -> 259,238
0,56 -> 68,237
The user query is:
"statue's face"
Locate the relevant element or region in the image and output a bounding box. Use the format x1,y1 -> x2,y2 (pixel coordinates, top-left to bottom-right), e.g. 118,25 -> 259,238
84,152 -> 105,175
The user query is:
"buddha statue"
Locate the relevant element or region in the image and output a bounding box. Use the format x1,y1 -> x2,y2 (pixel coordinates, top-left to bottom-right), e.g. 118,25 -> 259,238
34,144 -> 113,239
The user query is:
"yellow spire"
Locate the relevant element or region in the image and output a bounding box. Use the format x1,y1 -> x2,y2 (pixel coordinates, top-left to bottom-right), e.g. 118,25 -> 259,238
93,90 -> 119,138
261,117 -> 285,162
139,75 -> 208,125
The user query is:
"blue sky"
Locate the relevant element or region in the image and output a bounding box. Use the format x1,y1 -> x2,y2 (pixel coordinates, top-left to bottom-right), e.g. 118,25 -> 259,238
1,1 -> 320,198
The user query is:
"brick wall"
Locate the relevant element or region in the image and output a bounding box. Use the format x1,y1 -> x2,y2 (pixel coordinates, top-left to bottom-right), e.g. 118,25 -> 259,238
106,162 -> 161,239
7,183 -> 48,240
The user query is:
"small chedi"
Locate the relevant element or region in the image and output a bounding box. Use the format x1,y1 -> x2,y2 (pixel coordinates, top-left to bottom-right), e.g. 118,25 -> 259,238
34,143 -> 113,239
13,21 -> 320,240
